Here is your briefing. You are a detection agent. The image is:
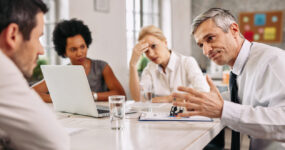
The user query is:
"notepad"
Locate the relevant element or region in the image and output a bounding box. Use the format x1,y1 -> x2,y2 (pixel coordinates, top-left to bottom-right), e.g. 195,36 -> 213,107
139,112 -> 213,122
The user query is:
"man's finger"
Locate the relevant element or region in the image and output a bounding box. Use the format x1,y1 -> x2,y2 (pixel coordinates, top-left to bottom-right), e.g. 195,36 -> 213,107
173,101 -> 188,107
206,75 -> 220,93
173,101 -> 201,111
206,75 -> 224,100
177,86 -> 204,98
177,111 -> 201,117
185,103 -> 201,111
172,93 -> 189,101
172,92 -> 202,104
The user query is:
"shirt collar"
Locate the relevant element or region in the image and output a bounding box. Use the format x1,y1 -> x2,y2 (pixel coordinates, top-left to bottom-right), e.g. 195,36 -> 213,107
156,50 -> 177,73
232,39 -> 252,75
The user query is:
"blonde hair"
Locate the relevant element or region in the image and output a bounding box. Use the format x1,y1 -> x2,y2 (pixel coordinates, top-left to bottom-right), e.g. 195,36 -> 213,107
138,25 -> 166,41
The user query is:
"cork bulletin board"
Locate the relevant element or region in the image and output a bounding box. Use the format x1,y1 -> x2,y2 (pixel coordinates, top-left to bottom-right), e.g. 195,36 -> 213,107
239,11 -> 283,43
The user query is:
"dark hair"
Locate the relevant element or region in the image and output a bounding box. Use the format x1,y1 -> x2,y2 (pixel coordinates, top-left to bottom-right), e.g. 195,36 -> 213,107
52,19 -> 92,58
0,0 -> 48,40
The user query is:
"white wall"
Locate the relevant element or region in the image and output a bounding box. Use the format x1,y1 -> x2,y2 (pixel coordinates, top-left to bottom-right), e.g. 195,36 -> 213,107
69,0 -> 129,98
171,0 -> 191,56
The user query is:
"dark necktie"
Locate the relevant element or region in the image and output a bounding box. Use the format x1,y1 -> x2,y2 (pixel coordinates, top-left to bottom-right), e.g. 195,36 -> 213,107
229,71 -> 240,150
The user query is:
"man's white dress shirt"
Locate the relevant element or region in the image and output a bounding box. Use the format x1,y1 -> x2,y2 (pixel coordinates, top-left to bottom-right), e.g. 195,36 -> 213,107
141,51 -> 209,96
0,50 -> 70,150
221,40 -> 285,150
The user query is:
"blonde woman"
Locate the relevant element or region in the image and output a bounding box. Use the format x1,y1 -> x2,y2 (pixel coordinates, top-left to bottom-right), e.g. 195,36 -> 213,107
129,25 -> 209,103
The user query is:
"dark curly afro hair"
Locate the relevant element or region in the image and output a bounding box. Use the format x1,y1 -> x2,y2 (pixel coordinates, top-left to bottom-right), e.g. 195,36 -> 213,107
52,18 -> 92,58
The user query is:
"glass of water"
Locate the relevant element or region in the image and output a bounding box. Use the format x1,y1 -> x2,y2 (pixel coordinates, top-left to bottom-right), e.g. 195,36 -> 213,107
109,95 -> 125,130
143,83 -> 153,112
144,83 -> 153,103
139,83 -> 145,102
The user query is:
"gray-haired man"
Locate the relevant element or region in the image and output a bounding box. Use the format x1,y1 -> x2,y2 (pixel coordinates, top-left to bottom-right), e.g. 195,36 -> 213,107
173,8 -> 285,150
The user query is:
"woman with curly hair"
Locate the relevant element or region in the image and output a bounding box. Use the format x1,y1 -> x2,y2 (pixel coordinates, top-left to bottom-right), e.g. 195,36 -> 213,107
33,19 -> 125,102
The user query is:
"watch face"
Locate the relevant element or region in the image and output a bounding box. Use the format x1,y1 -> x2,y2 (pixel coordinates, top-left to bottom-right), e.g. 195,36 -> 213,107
93,93 -> 98,100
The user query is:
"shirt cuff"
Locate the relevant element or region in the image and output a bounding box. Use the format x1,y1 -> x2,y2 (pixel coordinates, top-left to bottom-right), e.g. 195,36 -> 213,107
221,101 -> 242,130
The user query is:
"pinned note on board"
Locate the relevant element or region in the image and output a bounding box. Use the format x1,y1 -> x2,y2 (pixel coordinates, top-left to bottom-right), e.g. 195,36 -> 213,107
244,24 -> 250,31
239,11 -> 283,43
264,27 -> 276,40
254,34 -> 260,41
244,31 -> 254,42
243,16 -> 249,23
254,14 -> 266,26
258,28 -> 264,34
272,16 -> 278,23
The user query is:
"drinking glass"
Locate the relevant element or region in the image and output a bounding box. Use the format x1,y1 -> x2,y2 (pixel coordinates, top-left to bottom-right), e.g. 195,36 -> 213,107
109,95 -> 125,130
144,83 -> 153,103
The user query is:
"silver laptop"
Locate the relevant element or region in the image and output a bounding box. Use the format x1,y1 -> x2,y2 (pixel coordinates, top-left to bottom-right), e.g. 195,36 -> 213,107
41,65 -> 109,117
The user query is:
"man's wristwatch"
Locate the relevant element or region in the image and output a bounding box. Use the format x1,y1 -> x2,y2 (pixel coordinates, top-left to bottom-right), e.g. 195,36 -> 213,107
93,93 -> 98,100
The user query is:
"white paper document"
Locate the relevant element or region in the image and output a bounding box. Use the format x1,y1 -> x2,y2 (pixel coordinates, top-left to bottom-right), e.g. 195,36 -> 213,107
139,112 -> 213,122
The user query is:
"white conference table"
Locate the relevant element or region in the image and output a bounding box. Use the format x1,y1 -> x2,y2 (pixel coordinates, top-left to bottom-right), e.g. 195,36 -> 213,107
50,102 -> 224,150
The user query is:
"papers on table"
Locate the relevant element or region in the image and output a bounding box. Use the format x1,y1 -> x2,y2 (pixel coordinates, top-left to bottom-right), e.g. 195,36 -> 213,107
139,112 -> 213,122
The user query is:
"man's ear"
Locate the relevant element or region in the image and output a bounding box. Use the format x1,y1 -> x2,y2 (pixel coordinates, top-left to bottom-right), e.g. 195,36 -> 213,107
2,23 -> 22,56
229,23 -> 240,38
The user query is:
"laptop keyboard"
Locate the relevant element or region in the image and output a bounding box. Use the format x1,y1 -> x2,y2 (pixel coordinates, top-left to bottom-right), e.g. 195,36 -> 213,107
96,105 -> 109,114
97,109 -> 109,114
96,105 -> 109,110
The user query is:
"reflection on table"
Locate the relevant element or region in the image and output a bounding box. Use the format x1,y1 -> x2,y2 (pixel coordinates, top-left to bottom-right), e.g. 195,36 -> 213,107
48,102 -> 224,150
